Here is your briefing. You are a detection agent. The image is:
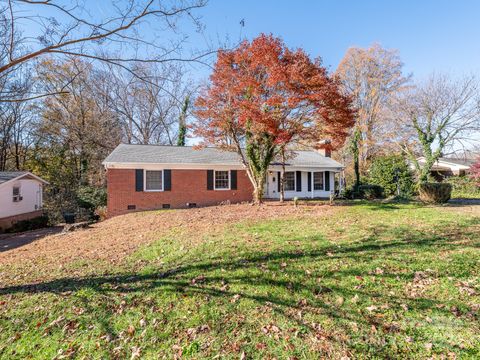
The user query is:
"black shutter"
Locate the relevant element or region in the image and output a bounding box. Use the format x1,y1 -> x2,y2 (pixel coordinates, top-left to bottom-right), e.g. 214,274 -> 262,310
307,172 -> 312,192
135,169 -> 143,192
325,171 -> 330,191
164,169 -> 171,191
207,170 -> 214,190
296,171 -> 302,192
277,171 -> 281,192
231,170 -> 237,190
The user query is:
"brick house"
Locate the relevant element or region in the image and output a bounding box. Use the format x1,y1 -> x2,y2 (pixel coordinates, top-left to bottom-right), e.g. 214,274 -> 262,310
0,172 -> 48,232
103,144 -> 345,217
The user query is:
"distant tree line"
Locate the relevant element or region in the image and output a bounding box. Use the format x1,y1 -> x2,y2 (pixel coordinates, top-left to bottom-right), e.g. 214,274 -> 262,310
1,0 -> 479,216
0,0 -> 203,220
335,44 -> 480,189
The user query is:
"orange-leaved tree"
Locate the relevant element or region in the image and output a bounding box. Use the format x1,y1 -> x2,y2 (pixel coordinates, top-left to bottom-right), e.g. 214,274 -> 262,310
194,34 -> 355,204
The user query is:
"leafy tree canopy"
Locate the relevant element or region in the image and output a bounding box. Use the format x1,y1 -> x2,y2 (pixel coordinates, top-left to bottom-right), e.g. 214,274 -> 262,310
194,34 -> 355,203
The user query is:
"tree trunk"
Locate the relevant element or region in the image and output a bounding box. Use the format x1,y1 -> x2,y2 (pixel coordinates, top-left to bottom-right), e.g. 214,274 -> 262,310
15,142 -> 20,170
280,163 -> 285,202
279,148 -> 286,202
354,152 -> 360,191
253,176 -> 265,204
351,128 -> 361,192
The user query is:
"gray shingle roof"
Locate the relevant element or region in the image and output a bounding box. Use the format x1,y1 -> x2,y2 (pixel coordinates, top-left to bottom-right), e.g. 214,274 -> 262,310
103,144 -> 344,169
0,171 -> 28,185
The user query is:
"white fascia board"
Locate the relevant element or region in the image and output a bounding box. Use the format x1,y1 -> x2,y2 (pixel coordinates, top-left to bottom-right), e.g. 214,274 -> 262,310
0,172 -> 49,189
103,162 -> 344,172
417,157 -> 470,170
103,162 -> 246,170
267,165 -> 343,172
435,161 -> 470,170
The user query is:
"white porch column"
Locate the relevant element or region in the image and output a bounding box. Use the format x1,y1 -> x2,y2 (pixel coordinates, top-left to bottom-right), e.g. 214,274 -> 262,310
311,171 -> 314,199
339,171 -> 345,193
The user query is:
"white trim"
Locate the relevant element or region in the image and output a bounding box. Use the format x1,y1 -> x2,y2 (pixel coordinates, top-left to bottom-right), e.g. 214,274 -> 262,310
416,157 -> 471,170
310,171 -> 314,199
143,169 -> 164,192
269,166 -> 342,172
104,162 -> 245,171
103,161 -> 344,172
214,170 -> 231,190
0,172 -> 49,189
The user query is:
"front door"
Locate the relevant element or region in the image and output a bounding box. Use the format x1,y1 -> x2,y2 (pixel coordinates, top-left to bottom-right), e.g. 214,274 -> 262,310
265,172 -> 278,199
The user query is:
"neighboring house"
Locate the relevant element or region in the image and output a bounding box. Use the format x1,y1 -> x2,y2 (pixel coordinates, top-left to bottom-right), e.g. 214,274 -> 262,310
415,156 -> 476,180
0,172 -> 48,232
103,144 -> 344,217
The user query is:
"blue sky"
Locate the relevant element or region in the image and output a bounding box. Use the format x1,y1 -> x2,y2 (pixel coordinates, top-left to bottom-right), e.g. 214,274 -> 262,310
193,0 -> 480,78
20,0 -> 480,78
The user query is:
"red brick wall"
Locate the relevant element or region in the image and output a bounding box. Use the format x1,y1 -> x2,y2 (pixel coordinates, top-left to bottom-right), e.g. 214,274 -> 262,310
107,169 -> 254,217
0,210 -> 44,232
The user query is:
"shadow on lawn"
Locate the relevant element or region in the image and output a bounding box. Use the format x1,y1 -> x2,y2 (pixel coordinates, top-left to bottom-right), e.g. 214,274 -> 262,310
1,216 -> 479,355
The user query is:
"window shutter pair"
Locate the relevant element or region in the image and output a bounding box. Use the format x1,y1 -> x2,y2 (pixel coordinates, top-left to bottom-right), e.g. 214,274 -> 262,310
135,169 -> 171,191
207,170 -> 237,190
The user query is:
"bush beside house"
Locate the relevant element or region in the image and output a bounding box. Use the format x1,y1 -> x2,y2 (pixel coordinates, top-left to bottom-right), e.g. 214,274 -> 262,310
446,176 -> 480,199
367,155 -> 415,197
76,186 -> 107,219
418,183 -> 452,203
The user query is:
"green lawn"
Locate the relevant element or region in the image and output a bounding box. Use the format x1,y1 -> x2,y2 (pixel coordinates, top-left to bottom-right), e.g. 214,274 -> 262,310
1,202 -> 479,359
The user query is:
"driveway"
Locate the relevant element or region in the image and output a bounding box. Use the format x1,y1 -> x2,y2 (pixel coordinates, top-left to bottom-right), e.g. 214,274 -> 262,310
448,198 -> 480,205
0,227 -> 63,253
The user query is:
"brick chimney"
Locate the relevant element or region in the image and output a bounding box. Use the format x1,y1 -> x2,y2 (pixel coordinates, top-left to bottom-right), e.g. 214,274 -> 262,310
317,139 -> 332,157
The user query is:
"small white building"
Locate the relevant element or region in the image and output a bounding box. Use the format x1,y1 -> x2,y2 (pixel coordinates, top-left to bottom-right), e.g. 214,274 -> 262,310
0,172 -> 48,232
415,157 -> 476,179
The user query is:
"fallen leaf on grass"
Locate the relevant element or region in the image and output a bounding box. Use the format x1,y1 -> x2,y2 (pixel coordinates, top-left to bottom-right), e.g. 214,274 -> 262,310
297,298 -> 308,307
255,343 -> 266,350
127,325 -> 135,337
131,346 -> 141,359
191,275 -> 206,285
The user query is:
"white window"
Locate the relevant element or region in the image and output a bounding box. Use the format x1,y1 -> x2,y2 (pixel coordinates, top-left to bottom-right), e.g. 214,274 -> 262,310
284,172 -> 295,191
314,172 -> 324,190
214,170 -> 230,190
12,186 -> 22,202
145,170 -> 163,191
